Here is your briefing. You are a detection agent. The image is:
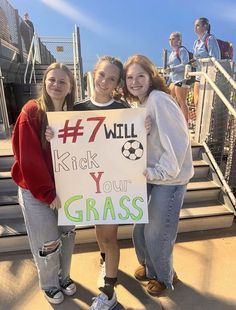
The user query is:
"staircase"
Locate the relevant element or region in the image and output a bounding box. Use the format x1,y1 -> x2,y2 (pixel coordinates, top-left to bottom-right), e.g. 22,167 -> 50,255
0,141 -> 235,253
4,63 -> 83,127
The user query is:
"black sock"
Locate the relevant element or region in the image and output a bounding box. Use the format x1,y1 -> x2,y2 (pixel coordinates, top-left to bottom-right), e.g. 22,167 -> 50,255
104,276 -> 117,286
100,276 -> 117,299
100,252 -> 105,263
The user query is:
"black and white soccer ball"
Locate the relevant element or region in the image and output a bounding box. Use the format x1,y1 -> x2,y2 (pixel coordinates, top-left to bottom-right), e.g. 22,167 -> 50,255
122,140 -> 144,160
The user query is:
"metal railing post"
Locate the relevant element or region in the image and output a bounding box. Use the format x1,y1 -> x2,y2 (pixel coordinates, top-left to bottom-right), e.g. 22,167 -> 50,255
74,25 -> 84,100
0,68 -> 10,136
72,31 -> 79,101
24,32 -> 36,84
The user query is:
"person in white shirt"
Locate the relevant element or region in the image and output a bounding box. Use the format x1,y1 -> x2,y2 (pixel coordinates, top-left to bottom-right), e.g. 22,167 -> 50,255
193,17 -> 220,111
167,32 -> 190,122
123,54 -> 194,296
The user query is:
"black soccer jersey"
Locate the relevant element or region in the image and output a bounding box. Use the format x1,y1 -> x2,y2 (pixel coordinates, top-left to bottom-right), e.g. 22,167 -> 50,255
73,97 -> 130,111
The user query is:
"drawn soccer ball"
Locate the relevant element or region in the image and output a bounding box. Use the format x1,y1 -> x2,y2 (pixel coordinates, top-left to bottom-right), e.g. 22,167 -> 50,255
121,140 -> 144,160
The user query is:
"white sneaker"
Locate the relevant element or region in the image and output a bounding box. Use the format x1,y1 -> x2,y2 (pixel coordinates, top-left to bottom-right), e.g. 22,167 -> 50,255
97,259 -> 106,288
44,288 -> 64,304
60,277 -> 77,296
89,292 -> 117,310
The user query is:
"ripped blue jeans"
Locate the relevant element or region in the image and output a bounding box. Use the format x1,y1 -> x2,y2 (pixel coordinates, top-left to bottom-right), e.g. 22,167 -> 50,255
133,183 -> 187,289
18,187 -> 75,291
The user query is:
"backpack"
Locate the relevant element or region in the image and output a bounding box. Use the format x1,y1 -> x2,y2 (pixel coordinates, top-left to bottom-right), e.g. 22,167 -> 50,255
204,35 -> 234,60
176,46 -> 193,62
176,46 -> 195,85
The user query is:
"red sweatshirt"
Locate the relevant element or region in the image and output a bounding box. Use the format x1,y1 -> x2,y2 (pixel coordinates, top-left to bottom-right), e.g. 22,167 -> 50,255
11,100 -> 56,204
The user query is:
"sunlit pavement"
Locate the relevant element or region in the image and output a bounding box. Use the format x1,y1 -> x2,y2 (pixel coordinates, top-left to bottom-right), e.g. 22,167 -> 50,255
1,223 -> 236,310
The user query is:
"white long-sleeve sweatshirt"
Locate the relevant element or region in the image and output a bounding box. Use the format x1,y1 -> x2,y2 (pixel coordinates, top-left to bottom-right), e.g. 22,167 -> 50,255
142,90 -> 194,185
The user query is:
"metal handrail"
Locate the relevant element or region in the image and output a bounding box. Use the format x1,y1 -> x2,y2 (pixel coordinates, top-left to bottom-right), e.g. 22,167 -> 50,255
23,32 -> 37,84
185,65 -> 236,118
72,30 -> 79,101
28,34 -> 41,84
72,25 -> 83,101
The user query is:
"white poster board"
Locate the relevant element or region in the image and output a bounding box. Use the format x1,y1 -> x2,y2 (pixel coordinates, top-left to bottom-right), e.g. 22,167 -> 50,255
47,108 -> 148,225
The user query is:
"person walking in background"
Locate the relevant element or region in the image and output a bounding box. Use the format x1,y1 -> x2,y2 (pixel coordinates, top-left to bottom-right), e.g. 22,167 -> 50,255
11,63 -> 77,305
193,17 -> 220,111
23,12 -> 34,33
123,54 -> 194,296
166,32 -> 190,122
20,12 -> 34,52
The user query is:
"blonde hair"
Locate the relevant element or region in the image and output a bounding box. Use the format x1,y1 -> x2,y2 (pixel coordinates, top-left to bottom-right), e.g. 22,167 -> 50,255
24,62 -> 76,147
170,32 -> 182,45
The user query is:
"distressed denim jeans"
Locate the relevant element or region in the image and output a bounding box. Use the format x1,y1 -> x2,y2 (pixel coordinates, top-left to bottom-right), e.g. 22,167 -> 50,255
18,187 -> 75,291
133,183 -> 187,289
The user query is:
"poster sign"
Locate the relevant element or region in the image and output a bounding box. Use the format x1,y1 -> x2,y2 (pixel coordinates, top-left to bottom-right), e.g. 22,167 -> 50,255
47,108 -> 148,225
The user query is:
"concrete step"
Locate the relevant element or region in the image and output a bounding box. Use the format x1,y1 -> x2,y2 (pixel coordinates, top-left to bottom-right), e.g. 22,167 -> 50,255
0,159 -> 208,178
191,144 -> 203,160
187,180 -> 219,190
0,204 -> 22,219
0,155 -> 14,172
0,201 -> 234,253
0,171 -> 11,178
0,194 -> 18,205
180,198 -> 234,232
181,200 -> 233,216
184,180 -> 221,203
0,178 -> 17,193
192,160 -> 210,179
0,179 -> 211,203
0,178 -> 221,220
0,218 -> 26,237
184,188 -> 220,203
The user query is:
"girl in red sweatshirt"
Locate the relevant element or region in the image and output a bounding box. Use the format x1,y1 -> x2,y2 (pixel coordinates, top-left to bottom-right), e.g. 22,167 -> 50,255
11,62 -> 77,305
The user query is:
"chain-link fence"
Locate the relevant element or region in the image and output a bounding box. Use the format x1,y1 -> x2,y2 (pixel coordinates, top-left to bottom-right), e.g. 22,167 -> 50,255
39,37 -> 74,64
219,84 -> 236,196
38,31 -> 84,100
195,60 -> 236,197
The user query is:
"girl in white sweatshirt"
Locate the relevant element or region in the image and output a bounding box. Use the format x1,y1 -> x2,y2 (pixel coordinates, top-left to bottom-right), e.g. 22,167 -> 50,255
123,54 -> 194,296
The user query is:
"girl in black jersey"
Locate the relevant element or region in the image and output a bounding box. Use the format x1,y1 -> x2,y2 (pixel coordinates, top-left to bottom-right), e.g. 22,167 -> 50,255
47,56 -> 128,310
79,56 -> 129,310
